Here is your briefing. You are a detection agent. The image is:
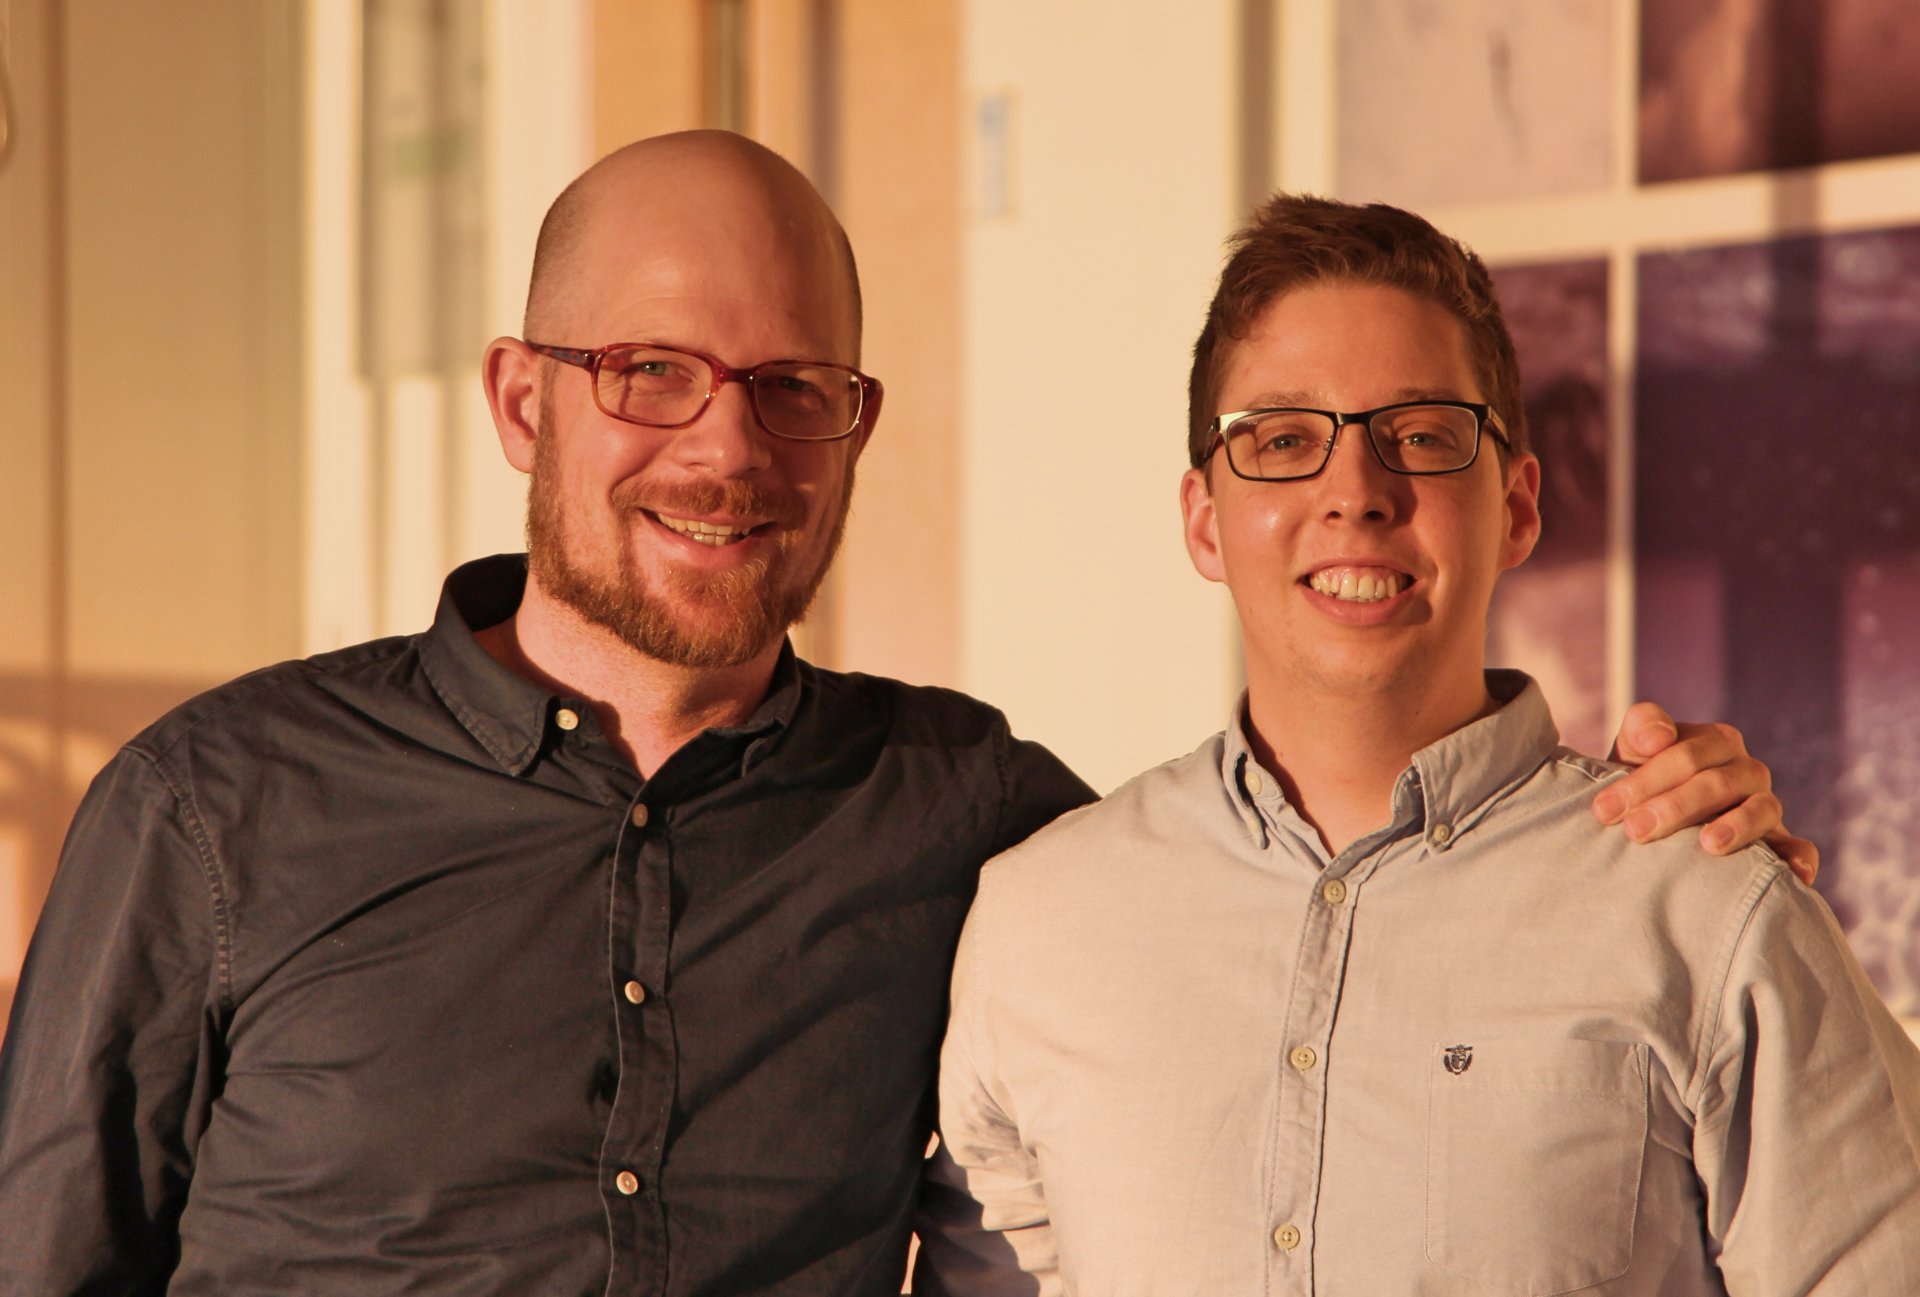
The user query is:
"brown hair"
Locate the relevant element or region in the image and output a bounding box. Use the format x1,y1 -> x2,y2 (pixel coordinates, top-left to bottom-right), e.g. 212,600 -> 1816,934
1186,193 -> 1526,468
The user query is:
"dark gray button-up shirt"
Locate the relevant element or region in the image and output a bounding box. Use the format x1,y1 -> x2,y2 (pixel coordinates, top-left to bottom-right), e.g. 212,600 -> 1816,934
0,554 -> 1093,1295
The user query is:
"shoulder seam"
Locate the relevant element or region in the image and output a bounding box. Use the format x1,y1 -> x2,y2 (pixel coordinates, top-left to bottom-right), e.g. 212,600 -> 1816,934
128,639 -> 416,764
1688,864 -> 1789,1110
130,746 -> 236,1019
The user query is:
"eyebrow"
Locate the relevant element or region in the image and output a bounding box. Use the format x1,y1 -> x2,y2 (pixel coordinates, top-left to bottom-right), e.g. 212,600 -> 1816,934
1235,386 -> 1477,410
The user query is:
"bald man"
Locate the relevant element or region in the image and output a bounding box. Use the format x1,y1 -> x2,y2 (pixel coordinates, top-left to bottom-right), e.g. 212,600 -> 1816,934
0,132 -> 1806,1295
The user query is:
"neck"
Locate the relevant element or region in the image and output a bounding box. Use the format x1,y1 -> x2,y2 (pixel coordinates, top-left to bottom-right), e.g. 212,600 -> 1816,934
1243,661 -> 1494,857
475,572 -> 780,777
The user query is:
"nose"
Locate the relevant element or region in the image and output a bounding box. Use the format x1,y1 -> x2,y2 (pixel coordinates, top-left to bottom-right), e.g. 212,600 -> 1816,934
669,378 -> 774,476
1315,420 -> 1399,523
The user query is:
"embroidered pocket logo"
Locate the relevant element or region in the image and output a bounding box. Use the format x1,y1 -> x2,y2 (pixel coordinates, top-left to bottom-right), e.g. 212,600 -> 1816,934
1442,1044 -> 1473,1075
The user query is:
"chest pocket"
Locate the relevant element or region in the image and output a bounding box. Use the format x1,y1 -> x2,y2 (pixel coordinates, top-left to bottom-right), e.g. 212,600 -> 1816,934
1425,1037 -> 1649,1294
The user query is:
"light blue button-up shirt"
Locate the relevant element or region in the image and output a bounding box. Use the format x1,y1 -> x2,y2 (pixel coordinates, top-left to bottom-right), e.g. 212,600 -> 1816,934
917,672 -> 1920,1295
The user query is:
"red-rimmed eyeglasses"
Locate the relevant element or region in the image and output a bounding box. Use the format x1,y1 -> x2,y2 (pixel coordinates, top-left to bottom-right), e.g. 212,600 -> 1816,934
528,341 -> 880,443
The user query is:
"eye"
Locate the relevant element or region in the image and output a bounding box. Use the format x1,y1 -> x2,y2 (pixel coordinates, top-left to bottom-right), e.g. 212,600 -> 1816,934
1377,410 -> 1469,452
1235,413 -> 1327,454
769,373 -> 826,400
758,365 -> 849,416
598,346 -> 706,391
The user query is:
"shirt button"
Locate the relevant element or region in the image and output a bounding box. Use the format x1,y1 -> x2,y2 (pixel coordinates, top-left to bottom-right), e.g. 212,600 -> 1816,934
1274,1223 -> 1301,1250
1290,1045 -> 1318,1072
555,707 -> 580,732
615,1170 -> 640,1195
1430,822 -> 1453,846
1245,770 -> 1264,795
1321,878 -> 1348,905
623,980 -> 647,1005
630,803 -> 649,828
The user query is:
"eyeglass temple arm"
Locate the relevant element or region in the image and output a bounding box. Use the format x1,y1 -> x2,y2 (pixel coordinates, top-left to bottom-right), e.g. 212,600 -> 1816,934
527,343 -> 597,368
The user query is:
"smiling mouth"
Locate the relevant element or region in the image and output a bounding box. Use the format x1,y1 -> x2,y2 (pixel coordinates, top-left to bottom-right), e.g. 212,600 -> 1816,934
649,512 -> 765,548
1306,566 -> 1410,603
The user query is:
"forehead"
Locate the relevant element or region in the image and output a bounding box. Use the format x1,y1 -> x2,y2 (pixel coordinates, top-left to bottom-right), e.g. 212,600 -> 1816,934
563,169 -> 857,361
1220,280 -> 1478,408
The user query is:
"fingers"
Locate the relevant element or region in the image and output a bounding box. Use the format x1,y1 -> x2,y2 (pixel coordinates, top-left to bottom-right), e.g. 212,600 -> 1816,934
1594,709 -> 1820,883
1607,701 -> 1681,764
1762,828 -> 1821,886
1591,723 -> 1771,844
1678,786 -> 1783,852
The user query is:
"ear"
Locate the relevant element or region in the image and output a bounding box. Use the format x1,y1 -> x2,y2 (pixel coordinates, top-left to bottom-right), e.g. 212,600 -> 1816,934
483,336 -> 543,475
1181,466 -> 1227,584
850,379 -> 883,457
1498,452 -> 1543,572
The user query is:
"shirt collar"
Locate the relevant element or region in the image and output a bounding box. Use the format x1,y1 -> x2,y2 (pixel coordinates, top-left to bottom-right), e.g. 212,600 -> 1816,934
417,554 -> 800,778
1408,670 -> 1557,851
1220,669 -> 1560,856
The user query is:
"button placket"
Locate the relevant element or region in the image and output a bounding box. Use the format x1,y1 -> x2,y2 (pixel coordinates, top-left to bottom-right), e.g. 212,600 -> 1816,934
1267,847 -> 1382,1290
604,791 -> 673,1281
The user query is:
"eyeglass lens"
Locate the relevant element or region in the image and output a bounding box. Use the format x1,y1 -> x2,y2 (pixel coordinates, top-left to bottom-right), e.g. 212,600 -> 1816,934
596,345 -> 862,440
1224,404 -> 1481,478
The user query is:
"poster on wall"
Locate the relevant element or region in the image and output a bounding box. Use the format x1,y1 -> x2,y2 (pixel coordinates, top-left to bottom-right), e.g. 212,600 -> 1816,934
1640,0 -> 1920,182
1336,0 -> 1614,206
1486,260 -> 1612,759
1636,224 -> 1920,1013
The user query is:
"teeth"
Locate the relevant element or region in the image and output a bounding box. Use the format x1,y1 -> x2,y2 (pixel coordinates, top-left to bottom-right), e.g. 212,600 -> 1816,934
657,514 -> 749,546
1308,568 -> 1406,603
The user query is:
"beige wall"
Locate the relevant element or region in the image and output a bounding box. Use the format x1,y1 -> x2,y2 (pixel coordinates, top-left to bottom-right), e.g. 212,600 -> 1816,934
0,0 -> 306,1033
830,1 -> 965,687
959,0 -> 1242,791
592,0 -> 702,154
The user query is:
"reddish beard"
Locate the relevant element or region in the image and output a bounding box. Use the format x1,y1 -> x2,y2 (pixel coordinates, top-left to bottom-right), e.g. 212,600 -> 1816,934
525,421 -> 851,668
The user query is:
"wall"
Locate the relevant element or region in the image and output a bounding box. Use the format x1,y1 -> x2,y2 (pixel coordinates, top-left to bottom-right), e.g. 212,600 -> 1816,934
960,0 -> 1242,793
0,0 -> 305,1035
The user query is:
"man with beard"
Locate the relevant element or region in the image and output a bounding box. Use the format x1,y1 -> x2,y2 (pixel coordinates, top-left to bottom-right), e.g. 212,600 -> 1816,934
0,134 -> 1808,1294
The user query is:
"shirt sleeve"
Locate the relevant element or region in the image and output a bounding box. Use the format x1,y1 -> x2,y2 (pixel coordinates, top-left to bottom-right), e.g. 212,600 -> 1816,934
911,872 -> 1063,1297
1693,869 -> 1920,1294
0,746 -> 225,1294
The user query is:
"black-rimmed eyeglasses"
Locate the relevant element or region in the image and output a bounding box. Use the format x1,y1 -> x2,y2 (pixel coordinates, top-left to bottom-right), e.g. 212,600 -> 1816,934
1201,401 -> 1512,481
528,341 -> 881,443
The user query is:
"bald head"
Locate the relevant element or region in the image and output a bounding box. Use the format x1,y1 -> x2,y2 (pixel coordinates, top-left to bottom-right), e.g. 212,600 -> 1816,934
523,130 -> 862,360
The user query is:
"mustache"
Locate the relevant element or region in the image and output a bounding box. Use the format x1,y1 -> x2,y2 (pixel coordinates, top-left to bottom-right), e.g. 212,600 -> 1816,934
613,478 -> 807,530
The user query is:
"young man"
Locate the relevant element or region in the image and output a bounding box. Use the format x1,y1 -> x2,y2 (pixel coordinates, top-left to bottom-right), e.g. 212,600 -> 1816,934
0,138 -> 1808,1294
916,195 -> 1920,1294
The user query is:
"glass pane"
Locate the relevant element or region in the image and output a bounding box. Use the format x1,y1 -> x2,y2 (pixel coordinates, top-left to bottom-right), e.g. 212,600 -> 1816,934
1227,411 -> 1335,478
755,363 -> 860,438
1370,405 -> 1478,471
603,347 -> 710,422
